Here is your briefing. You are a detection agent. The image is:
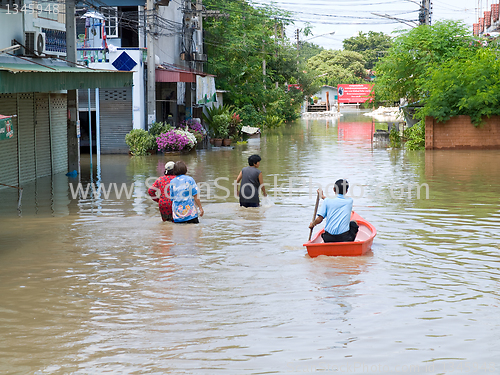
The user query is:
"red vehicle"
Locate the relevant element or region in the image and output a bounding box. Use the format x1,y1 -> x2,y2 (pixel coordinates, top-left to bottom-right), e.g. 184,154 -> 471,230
303,212 -> 376,257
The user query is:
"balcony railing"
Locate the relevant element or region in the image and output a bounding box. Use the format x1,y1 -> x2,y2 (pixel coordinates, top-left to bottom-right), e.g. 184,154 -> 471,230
77,48 -> 108,65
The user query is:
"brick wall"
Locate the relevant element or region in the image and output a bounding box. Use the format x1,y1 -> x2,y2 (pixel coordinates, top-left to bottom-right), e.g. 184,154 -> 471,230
425,115 -> 500,149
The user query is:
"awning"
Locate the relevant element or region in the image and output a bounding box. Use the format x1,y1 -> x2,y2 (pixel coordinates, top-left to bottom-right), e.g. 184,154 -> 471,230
0,57 -> 133,94
156,64 -> 214,83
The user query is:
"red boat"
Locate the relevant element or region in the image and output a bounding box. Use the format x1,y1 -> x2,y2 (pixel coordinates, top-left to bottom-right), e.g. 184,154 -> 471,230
303,212 -> 376,257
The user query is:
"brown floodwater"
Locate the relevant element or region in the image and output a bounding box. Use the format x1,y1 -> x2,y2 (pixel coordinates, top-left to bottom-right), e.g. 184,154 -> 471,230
1,110 -> 500,374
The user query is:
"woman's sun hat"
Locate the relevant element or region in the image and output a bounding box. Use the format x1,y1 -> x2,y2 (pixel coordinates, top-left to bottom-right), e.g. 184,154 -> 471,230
165,161 -> 175,171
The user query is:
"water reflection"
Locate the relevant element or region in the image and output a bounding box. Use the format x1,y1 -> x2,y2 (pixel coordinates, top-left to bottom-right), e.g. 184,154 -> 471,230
1,112 -> 500,373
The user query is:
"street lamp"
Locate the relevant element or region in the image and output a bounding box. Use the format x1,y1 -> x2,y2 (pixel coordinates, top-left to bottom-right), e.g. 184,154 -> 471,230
303,31 -> 336,42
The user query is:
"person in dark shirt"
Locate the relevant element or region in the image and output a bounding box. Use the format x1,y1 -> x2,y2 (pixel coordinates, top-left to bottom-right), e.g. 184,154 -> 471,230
236,154 -> 267,207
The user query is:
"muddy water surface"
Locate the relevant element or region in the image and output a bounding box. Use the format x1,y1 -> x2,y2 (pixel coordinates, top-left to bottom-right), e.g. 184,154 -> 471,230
1,111 -> 500,374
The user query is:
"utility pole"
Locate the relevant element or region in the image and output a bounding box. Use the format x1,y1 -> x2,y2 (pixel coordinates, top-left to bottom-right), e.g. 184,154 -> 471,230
196,0 -> 203,73
275,19 -> 278,89
262,41 -> 266,90
420,0 -> 432,25
65,0 -> 80,175
146,0 -> 156,127
295,28 -> 300,68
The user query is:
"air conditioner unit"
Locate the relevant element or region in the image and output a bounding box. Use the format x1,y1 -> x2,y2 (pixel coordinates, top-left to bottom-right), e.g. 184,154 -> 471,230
24,31 -> 46,56
193,52 -> 207,62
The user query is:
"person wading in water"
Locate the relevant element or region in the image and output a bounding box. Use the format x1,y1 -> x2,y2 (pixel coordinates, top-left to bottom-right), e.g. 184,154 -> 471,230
236,154 -> 267,208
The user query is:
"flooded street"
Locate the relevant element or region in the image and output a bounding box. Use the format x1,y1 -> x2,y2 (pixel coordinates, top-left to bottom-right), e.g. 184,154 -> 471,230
1,110 -> 500,374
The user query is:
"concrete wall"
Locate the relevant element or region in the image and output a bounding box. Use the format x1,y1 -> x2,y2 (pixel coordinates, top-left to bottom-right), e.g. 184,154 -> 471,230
425,115 -> 500,149
89,49 -> 144,130
0,11 -> 25,50
157,5 -> 184,66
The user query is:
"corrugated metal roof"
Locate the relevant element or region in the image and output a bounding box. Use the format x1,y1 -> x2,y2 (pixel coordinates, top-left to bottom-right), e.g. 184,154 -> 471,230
0,63 -> 122,74
155,64 -> 215,83
0,57 -> 133,94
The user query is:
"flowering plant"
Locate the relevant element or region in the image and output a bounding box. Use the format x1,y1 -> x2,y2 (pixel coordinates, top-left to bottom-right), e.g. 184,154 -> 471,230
229,112 -> 242,138
184,119 -> 205,133
156,128 -> 197,152
180,119 -> 205,144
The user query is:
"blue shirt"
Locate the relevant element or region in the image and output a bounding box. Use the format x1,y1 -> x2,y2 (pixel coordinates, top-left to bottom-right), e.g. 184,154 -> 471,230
317,194 -> 353,235
170,175 -> 199,222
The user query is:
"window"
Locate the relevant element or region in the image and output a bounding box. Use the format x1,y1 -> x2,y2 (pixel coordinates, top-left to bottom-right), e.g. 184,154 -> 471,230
102,7 -> 118,38
0,0 -> 23,9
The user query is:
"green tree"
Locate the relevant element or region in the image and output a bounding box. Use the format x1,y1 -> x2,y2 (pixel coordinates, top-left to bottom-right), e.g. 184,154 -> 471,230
373,20 -> 476,105
418,47 -> 500,126
298,41 -> 324,63
343,31 -> 392,70
204,0 -> 309,122
307,49 -> 366,87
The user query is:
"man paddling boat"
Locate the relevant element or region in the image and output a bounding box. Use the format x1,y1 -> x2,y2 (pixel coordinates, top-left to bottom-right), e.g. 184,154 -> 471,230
308,179 -> 359,243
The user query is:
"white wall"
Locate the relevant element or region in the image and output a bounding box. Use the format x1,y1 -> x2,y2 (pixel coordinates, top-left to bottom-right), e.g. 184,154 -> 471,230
157,5 -> 184,66
89,49 -> 145,130
0,11 -> 25,50
314,87 -> 337,105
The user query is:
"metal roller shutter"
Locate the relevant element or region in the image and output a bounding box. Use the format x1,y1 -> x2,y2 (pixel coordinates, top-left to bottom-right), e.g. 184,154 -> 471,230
100,88 -> 133,154
35,93 -> 51,178
18,93 -> 36,184
50,94 -> 68,174
0,94 -> 19,187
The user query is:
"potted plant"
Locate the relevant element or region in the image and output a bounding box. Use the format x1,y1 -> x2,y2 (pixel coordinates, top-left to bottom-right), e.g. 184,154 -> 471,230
181,119 -> 206,148
156,128 -> 197,153
212,114 -> 230,147
225,112 -> 242,146
125,129 -> 155,156
202,104 -> 233,143
148,121 -> 172,153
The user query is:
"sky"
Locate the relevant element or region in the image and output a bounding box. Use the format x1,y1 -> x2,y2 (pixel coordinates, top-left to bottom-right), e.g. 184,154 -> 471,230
250,0 -> 482,50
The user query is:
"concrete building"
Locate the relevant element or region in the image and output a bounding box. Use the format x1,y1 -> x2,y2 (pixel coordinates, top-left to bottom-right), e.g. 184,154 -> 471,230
0,0 -> 132,188
76,0 -> 216,153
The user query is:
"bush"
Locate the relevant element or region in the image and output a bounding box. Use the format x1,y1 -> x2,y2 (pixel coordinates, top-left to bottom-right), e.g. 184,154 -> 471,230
264,114 -> 284,129
389,126 -> 401,148
238,104 -> 265,128
404,120 -> 425,150
125,129 -> 155,156
148,121 -> 171,138
262,88 -> 301,124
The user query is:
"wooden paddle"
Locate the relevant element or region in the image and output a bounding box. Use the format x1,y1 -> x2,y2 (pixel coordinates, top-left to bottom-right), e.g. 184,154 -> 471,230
308,191 -> 320,241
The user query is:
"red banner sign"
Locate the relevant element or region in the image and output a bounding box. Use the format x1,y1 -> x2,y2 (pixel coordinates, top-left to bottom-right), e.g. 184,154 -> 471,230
287,84 -> 302,92
337,84 -> 373,103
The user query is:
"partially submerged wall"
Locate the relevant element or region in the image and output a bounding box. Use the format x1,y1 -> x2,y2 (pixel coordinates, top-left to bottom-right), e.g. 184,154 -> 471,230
425,115 -> 500,149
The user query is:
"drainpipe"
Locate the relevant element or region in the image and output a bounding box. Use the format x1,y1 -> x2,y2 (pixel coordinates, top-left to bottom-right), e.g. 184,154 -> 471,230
146,0 -> 156,127
66,0 -> 80,176
88,88 -> 92,175
95,87 -> 101,182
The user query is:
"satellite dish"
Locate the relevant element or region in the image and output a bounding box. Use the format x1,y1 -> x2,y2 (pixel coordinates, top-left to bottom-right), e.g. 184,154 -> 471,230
37,33 -> 45,55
